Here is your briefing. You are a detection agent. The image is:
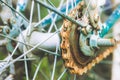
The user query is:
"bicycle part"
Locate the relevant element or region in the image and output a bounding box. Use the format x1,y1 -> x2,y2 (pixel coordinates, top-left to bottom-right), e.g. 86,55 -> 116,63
99,5 -> 120,37
90,35 -> 115,47
0,0 -> 120,80
61,1 -> 120,75
34,0 -> 85,27
18,31 -> 60,54
34,0 -> 81,28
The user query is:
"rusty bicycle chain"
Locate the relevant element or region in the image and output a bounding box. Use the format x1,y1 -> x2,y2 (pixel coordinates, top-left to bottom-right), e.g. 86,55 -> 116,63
60,1 -> 117,75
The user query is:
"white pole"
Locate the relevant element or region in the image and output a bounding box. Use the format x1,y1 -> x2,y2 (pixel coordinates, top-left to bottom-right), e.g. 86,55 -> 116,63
111,20 -> 120,80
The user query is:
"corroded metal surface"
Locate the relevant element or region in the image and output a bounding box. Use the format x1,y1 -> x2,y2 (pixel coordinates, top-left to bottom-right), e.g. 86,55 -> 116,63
60,1 -> 117,75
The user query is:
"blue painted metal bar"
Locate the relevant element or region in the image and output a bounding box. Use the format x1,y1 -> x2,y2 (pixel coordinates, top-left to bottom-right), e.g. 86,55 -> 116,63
37,0 -> 81,28
16,0 -> 81,28
99,5 -> 120,37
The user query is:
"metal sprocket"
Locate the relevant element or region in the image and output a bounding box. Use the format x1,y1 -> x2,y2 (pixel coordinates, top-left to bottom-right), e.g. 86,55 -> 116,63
60,1 -> 117,75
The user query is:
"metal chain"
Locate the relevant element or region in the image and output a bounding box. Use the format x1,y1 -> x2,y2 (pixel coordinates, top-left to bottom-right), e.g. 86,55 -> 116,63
60,1 -> 118,75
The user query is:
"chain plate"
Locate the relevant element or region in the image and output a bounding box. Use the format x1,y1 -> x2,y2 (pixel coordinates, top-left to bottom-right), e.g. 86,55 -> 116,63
60,1 -> 117,75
